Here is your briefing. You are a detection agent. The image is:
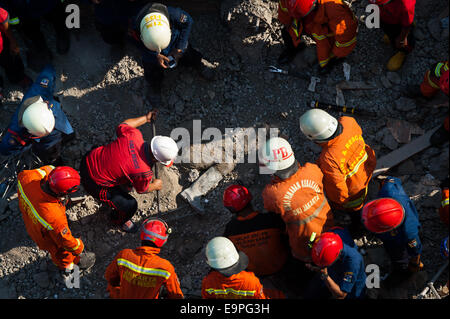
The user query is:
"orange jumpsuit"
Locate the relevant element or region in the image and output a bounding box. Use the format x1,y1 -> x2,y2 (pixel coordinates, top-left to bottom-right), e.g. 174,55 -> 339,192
420,61 -> 448,98
18,166 -> 84,269
105,246 -> 184,299
440,187 -> 449,227
317,116 -> 377,212
262,163 -> 334,262
278,0 -> 357,68
201,270 -> 284,299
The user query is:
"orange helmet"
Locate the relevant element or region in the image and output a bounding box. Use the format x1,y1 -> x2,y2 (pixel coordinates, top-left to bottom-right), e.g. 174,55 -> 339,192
311,232 -> 343,267
48,166 -> 80,196
223,185 -> 252,212
287,0 -> 318,18
440,69 -> 449,96
140,218 -> 171,247
362,198 -> 405,234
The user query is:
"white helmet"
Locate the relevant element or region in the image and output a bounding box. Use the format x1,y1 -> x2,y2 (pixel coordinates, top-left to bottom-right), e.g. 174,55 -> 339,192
151,136 -> 178,167
299,109 -> 338,142
140,12 -> 171,53
21,96 -> 55,138
259,137 -> 295,171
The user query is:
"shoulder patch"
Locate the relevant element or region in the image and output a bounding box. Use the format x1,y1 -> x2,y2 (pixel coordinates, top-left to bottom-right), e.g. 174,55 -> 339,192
408,239 -> 418,248
61,227 -> 68,235
343,272 -> 353,283
180,13 -> 187,23
40,78 -> 49,88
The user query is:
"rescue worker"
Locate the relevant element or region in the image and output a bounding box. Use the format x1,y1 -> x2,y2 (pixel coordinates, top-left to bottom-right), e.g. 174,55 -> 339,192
130,2 -> 215,107
277,0 -> 358,74
0,64 -> 75,165
369,0 -> 416,71
201,236 -> 285,299
0,0 -> 71,70
260,137 -> 335,263
105,218 -> 184,299
79,110 -> 178,233
361,176 -> 423,285
18,165 -> 95,271
222,184 -> 289,277
91,0 -> 146,48
0,6 -> 31,102
299,109 -> 377,235
304,227 -> 367,299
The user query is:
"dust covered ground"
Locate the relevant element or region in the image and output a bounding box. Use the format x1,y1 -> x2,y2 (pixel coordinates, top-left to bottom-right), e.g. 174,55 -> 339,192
0,0 -> 448,299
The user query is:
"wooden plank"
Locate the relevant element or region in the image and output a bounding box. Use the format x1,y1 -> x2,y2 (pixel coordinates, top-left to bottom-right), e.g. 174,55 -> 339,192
373,125 -> 440,177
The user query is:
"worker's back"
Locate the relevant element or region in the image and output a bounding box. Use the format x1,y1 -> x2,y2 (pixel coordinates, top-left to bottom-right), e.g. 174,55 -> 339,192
224,211 -> 289,276
105,246 -> 184,299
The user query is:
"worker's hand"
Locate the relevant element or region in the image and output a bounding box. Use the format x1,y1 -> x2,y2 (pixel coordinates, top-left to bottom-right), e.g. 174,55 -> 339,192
151,178 -> 163,191
157,53 -> 169,69
145,110 -> 158,123
169,48 -> 183,62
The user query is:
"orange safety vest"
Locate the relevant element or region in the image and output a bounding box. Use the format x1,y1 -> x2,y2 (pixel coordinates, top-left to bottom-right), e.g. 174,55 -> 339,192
18,166 -> 84,269
262,162 -> 334,261
302,0 -> 357,67
105,246 -> 184,299
278,0 -> 304,47
318,117 -> 377,212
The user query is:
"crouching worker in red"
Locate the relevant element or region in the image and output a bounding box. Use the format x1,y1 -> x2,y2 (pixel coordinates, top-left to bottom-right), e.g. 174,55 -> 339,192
105,218 -> 184,299
201,237 -> 285,299
18,166 -> 95,271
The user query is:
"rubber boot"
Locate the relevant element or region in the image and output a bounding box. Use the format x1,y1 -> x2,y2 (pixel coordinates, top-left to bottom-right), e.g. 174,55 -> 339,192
278,42 -> 306,65
387,51 -> 407,71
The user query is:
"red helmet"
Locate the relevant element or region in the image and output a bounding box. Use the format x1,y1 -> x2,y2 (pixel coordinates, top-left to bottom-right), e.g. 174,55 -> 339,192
48,166 -> 80,196
223,185 -> 252,212
140,218 -> 171,247
368,0 -> 392,5
287,0 -> 317,18
311,232 -> 343,267
440,70 -> 449,96
362,198 -> 405,234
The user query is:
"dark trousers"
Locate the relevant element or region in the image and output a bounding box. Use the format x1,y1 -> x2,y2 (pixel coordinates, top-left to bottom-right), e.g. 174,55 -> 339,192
79,152 -> 138,225
0,38 -> 26,86
381,22 -> 415,53
143,44 -> 203,88
18,1 -> 68,52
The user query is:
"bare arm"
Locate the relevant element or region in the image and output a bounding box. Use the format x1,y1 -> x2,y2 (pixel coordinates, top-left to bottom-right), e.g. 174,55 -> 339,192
122,111 -> 157,129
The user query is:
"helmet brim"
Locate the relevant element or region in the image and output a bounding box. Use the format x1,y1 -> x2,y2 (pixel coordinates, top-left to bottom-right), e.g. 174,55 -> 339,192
216,251 -> 249,277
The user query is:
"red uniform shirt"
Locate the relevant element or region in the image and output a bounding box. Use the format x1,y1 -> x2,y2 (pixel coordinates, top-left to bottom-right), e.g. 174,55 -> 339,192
0,7 -> 9,53
379,0 -> 416,26
86,123 -> 153,193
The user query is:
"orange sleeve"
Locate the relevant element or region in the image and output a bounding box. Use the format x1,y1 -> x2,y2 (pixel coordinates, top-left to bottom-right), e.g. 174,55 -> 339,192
319,155 -> 349,205
327,2 -> 357,58
165,269 -> 184,299
262,185 -> 279,214
47,208 -> 84,255
249,274 -> 268,299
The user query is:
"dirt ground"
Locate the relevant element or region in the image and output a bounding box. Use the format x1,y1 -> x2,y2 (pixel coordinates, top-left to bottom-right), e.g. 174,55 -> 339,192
0,0 -> 448,299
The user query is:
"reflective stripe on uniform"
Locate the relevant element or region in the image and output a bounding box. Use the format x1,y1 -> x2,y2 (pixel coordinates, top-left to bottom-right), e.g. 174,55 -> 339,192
205,288 -> 256,297
319,56 -> 332,67
66,238 -> 81,252
9,17 -> 20,25
287,198 -> 328,226
344,152 -> 368,180
17,180 -> 54,230
279,0 -> 289,12
117,258 -> 171,279
291,18 -> 300,37
335,36 -> 356,48
435,62 -> 449,77
442,198 -> 449,207
343,185 -> 369,209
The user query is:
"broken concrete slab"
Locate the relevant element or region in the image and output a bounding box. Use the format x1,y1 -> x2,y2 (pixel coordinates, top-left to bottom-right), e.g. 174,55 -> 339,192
336,80 -> 377,90
387,119 -> 425,144
181,163 -> 236,213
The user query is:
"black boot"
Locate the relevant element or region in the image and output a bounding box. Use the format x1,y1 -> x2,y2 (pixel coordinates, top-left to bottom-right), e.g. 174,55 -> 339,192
278,42 -> 306,65
429,124 -> 449,146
